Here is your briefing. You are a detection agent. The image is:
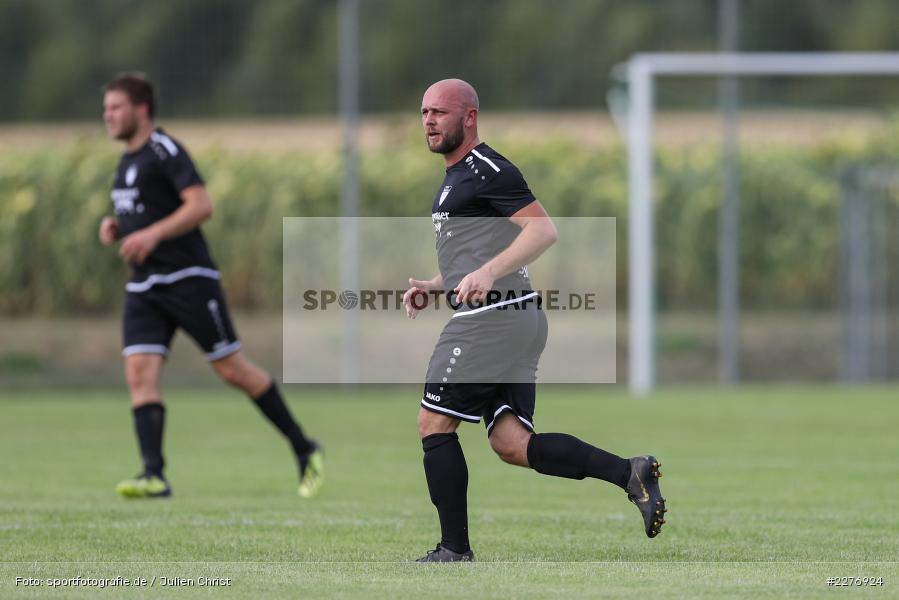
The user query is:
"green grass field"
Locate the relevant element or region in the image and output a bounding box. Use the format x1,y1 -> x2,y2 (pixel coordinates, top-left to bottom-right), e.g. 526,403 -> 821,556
1,386 -> 897,599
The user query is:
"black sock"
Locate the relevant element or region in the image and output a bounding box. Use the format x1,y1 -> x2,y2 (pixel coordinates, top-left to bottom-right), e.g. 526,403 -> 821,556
526,433 -> 631,489
133,402 -> 165,478
254,382 -> 313,459
422,432 -> 470,554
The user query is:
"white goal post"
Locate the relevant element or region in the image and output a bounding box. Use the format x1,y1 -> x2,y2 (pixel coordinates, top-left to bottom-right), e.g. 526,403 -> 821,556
623,52 -> 899,396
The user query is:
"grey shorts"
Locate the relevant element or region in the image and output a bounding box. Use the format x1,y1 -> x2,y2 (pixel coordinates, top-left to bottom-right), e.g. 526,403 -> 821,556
420,297 -> 547,434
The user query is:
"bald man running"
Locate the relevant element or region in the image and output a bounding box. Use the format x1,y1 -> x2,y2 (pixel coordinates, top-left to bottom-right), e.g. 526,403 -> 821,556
404,79 -> 667,562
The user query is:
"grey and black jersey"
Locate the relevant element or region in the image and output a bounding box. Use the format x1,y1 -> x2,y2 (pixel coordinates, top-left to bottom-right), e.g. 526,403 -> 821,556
421,143 -> 547,429
431,143 -> 536,299
110,127 -> 217,291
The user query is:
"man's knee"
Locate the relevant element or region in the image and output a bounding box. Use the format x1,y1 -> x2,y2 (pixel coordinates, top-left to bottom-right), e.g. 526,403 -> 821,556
214,361 -> 244,388
211,352 -> 270,396
489,413 -> 532,467
125,354 -> 163,405
125,355 -> 162,390
211,353 -> 249,388
417,408 -> 459,439
489,434 -> 527,465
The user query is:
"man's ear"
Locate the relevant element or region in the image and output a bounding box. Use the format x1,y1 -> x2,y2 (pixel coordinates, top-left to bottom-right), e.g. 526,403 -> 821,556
465,108 -> 478,128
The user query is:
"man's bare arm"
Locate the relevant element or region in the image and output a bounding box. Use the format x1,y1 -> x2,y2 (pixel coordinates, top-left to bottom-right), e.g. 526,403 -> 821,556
147,184 -> 213,241
455,201 -> 557,303
484,201 -> 557,280
119,184 -> 213,264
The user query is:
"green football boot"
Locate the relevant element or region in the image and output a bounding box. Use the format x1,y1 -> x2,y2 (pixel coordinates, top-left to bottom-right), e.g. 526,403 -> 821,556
297,443 -> 325,498
116,473 -> 172,498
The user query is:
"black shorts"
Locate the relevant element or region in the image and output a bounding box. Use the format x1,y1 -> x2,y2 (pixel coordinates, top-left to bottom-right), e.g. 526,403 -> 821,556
421,296 -> 548,435
122,276 -> 240,361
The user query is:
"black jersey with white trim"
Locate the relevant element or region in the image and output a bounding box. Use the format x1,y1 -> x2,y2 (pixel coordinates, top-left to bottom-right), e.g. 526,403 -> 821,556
110,128 -> 217,286
431,143 -> 536,296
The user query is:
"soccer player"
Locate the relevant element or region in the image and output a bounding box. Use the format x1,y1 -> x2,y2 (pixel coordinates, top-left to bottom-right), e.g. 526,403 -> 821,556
404,79 -> 666,562
98,73 -> 323,499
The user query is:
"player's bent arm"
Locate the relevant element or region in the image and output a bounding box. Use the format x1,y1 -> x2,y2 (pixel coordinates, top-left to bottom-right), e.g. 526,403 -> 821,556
119,185 -> 214,264
403,274 -> 444,319
144,184 -> 214,242
483,201 -> 557,280
409,274 -> 444,291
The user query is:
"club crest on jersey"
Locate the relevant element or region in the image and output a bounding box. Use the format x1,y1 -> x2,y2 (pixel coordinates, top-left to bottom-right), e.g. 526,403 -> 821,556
125,164 -> 138,186
438,185 -> 452,206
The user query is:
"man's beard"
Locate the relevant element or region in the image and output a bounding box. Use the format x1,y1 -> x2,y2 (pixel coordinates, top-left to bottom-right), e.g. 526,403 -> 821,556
114,118 -> 138,142
427,119 -> 464,155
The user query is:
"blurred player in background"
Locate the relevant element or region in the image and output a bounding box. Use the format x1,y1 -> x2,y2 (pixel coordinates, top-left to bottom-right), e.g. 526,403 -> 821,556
99,73 -> 323,499
404,79 -> 666,561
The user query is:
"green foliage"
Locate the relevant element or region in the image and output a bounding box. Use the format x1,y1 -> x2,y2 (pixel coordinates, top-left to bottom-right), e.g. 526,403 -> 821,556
2,124 -> 899,315
5,0 -> 899,120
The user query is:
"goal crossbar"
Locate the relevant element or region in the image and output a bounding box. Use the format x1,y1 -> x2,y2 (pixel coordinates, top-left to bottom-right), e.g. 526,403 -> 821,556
625,52 -> 899,396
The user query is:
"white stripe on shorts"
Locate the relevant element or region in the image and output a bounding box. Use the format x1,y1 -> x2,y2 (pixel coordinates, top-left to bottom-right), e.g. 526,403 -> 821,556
205,341 -> 241,362
420,399 -> 481,422
451,291 -> 539,319
485,404 -> 534,432
122,344 -> 169,357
